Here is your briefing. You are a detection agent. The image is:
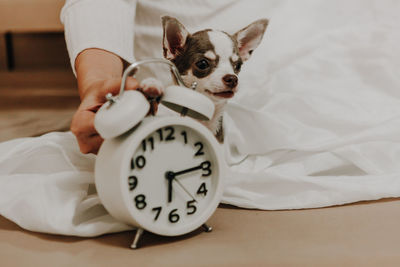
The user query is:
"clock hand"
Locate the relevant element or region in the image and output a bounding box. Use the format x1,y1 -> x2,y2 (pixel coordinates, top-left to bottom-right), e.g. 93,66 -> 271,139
165,161 -> 210,202
173,161 -> 209,177
165,171 -> 198,203
173,179 -> 197,203
165,171 -> 175,203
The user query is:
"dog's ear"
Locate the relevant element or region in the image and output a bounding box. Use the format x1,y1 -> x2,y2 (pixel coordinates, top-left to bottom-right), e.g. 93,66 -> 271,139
162,16 -> 190,60
234,19 -> 268,61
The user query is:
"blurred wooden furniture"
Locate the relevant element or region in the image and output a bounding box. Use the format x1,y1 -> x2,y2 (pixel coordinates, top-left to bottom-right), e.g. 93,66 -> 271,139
0,0 -> 64,71
0,0 -> 64,33
0,0 -> 79,140
0,0 -> 65,70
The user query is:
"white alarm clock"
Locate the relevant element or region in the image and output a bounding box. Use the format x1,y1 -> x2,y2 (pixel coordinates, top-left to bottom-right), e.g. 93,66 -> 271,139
94,59 -> 225,249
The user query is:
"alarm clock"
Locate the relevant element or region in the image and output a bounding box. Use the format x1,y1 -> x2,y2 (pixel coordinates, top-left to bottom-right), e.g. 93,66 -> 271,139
94,59 -> 225,249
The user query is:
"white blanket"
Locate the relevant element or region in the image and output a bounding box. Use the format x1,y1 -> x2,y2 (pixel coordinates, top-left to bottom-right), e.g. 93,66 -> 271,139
1,0 -> 400,236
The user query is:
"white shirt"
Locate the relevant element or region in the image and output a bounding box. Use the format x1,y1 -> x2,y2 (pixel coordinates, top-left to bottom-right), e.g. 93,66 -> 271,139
60,0 -> 272,75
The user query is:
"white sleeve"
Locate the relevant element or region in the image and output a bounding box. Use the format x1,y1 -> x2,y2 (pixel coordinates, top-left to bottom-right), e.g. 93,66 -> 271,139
60,0 -> 137,75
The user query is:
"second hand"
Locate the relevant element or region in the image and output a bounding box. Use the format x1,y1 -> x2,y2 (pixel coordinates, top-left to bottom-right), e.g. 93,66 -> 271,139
173,179 -> 197,203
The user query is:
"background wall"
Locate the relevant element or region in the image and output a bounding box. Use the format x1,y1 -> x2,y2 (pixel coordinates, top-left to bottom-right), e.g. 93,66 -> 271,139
0,0 -> 79,141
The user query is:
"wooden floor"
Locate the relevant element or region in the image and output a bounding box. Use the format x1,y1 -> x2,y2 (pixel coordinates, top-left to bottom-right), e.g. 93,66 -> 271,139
0,109 -> 75,141
0,70 -> 79,141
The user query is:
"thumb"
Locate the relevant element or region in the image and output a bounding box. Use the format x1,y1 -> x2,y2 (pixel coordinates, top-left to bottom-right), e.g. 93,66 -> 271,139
97,76 -> 140,100
125,76 -> 140,91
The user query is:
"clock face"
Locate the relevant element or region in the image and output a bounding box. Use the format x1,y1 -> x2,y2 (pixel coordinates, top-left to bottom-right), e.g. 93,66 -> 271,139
125,124 -> 220,235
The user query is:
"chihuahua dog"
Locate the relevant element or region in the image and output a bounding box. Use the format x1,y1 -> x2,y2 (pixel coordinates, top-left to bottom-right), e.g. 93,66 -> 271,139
139,16 -> 268,143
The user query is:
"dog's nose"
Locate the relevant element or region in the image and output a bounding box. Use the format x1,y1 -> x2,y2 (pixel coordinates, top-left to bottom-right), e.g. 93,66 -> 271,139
222,74 -> 238,89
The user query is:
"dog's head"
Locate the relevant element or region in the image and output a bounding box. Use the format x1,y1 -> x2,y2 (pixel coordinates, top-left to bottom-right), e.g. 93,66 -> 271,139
162,16 -> 268,104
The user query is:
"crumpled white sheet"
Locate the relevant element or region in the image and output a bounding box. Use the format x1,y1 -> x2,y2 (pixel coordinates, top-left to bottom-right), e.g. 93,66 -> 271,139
1,0 -> 400,236
0,133 -> 132,236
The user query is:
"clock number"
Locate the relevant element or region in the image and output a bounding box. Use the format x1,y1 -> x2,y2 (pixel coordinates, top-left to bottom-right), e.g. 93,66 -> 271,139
142,137 -> 154,152
194,142 -> 205,156
131,155 -> 146,170
141,140 -> 146,152
134,194 -> 147,210
181,131 -> 188,144
201,161 -> 212,177
197,182 -> 208,196
128,176 -> 138,191
186,200 -> 197,215
168,209 -> 180,223
165,126 -> 175,141
156,129 -> 163,141
152,206 -> 162,221
148,137 -> 154,150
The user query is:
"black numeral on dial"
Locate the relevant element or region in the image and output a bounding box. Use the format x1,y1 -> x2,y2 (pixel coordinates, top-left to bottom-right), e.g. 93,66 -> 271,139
194,142 -> 204,156
131,127 -> 212,224
134,194 -> 147,210
128,176 -> 138,191
131,155 -> 146,170
156,127 -> 176,142
197,182 -> 208,196
201,161 -> 212,177
165,126 -> 175,141
181,131 -> 188,144
156,128 -> 163,141
169,209 -> 180,223
186,200 -> 197,215
142,137 -> 154,152
152,206 -> 162,221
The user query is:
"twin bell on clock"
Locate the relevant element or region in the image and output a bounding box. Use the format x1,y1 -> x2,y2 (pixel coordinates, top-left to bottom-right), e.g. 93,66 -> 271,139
94,58 -> 225,249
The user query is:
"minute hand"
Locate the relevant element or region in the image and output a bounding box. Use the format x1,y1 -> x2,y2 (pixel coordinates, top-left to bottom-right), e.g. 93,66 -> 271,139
173,164 -> 203,177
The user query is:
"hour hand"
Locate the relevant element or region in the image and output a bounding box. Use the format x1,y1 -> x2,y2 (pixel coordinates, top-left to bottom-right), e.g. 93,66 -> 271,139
165,171 -> 175,203
165,170 -> 197,203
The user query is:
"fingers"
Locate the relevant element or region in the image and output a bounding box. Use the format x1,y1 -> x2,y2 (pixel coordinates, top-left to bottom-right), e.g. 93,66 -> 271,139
72,76 -> 140,154
125,76 -> 140,91
79,134 -> 103,155
89,77 -> 140,104
101,76 -> 140,96
71,108 -> 103,154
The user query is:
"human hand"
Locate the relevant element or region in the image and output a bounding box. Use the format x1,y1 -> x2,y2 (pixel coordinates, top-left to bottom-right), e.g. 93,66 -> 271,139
71,49 -> 164,154
70,77 -> 139,154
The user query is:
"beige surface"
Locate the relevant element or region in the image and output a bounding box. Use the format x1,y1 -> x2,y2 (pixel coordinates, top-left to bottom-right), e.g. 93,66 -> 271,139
0,70 -> 78,141
0,109 -> 74,142
1,200 -> 400,266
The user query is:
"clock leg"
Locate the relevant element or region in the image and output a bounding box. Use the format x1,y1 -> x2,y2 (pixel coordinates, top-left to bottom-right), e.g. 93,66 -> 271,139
202,223 -> 213,233
130,228 -> 144,249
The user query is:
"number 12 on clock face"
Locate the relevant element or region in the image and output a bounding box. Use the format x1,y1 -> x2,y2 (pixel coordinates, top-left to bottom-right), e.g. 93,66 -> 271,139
127,124 -> 217,227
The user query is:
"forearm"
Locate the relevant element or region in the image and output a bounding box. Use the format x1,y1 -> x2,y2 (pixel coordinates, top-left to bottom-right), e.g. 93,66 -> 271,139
75,48 -> 124,99
61,0 -> 138,154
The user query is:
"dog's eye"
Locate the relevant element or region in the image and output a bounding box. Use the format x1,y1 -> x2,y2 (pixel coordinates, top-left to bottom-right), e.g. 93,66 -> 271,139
234,62 -> 242,72
195,59 -> 210,70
